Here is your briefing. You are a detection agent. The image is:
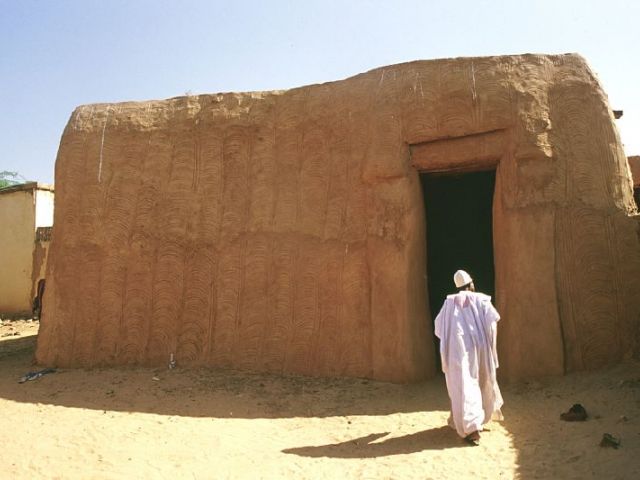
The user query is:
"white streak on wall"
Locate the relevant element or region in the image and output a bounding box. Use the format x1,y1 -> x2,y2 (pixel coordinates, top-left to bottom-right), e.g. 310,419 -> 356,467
98,109 -> 110,183
379,69 -> 385,87
471,62 -> 478,101
73,106 -> 84,130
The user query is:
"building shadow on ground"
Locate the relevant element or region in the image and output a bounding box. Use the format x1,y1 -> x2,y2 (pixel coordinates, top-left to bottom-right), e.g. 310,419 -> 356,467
0,334 -> 38,358
0,334 -> 451,419
5,334 -> 638,476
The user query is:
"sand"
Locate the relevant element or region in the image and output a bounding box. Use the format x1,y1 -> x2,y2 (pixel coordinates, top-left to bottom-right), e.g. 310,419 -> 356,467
2,319 -> 639,479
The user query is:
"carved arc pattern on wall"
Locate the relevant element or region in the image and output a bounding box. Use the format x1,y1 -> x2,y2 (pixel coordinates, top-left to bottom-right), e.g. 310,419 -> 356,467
36,54 -> 640,382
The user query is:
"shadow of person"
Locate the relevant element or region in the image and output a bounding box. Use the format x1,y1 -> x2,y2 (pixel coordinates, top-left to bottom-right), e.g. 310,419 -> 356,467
282,426 -> 464,458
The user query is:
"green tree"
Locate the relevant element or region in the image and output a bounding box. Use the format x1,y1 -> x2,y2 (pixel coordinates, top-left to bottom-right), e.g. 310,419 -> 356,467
0,171 -> 26,189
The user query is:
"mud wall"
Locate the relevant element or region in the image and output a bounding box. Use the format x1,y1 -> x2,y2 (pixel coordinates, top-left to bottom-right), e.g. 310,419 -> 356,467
36,54 -> 640,382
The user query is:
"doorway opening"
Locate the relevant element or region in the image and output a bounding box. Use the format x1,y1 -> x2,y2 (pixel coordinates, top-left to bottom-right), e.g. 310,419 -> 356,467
420,169 -> 496,368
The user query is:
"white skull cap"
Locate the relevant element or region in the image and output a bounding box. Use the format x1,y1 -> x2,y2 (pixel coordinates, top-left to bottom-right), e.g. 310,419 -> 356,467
454,270 -> 473,288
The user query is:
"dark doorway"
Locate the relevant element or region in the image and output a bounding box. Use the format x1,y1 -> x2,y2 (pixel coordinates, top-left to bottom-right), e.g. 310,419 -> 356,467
421,170 -> 496,366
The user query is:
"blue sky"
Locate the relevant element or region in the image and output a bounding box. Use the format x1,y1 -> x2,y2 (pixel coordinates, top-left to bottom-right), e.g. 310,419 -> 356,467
1,0 -> 639,183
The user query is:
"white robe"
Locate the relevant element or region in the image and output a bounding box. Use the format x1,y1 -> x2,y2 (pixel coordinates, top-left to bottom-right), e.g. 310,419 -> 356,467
434,291 -> 504,438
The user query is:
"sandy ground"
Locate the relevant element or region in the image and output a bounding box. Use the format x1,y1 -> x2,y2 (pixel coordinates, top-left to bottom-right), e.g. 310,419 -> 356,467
0,320 -> 638,479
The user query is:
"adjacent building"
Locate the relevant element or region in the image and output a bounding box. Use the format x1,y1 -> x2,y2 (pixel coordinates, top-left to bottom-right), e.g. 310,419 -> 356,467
0,182 -> 54,317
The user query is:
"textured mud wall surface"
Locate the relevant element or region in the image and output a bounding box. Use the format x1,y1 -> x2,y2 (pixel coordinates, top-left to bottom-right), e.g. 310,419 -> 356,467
37,81 -> 432,381
0,190 -> 36,315
37,54 -> 640,382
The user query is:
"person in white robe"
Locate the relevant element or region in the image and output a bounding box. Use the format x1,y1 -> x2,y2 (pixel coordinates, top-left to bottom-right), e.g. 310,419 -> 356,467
434,269 -> 503,445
